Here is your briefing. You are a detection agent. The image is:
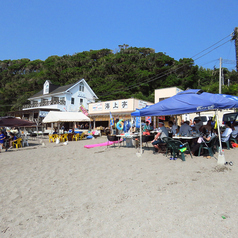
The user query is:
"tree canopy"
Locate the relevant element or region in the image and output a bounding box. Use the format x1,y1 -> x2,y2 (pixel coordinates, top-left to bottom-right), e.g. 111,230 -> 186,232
0,46 -> 237,116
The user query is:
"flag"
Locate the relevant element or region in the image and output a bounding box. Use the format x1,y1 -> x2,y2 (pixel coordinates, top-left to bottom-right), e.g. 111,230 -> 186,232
135,117 -> 140,128
110,112 -> 114,126
79,105 -> 88,115
212,115 -> 217,129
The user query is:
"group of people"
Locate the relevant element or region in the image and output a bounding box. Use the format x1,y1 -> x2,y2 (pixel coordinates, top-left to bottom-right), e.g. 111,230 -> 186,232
0,127 -> 19,152
150,118 -> 238,156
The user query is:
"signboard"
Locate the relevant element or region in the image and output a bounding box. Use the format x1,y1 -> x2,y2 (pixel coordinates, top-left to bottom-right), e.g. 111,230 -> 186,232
121,100 -> 128,109
104,100 -> 128,110
92,103 -> 102,111
105,102 -> 110,110
112,101 -> 119,110
138,100 -> 147,109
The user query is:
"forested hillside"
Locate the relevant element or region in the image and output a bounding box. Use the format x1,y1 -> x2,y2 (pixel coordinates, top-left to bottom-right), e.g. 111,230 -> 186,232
0,46 -> 237,116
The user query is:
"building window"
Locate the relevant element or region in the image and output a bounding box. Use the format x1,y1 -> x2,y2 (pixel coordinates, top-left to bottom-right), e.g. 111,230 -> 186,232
80,99 -> 83,105
79,83 -> 84,92
71,97 -> 75,104
159,97 -> 169,102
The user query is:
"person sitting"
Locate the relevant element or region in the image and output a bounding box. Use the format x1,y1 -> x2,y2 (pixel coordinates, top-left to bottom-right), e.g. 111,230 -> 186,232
143,121 -> 151,135
168,121 -> 178,135
231,121 -> 238,139
202,119 -> 212,132
193,118 -> 203,132
179,121 -> 192,136
191,127 -> 216,157
151,122 -> 168,153
53,129 -> 57,134
8,133 -> 18,149
221,121 -> 232,142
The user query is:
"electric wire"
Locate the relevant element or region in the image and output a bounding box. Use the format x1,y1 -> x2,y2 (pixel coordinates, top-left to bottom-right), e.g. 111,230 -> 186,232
97,34 -> 233,97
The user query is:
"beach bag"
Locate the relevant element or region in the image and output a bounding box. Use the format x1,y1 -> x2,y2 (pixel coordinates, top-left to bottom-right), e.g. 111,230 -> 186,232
197,137 -> 203,143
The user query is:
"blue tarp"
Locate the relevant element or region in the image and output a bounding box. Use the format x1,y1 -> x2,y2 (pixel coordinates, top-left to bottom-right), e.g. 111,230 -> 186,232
131,89 -> 238,117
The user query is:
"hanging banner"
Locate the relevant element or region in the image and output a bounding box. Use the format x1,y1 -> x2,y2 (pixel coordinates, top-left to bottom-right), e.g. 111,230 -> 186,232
79,105 -> 88,116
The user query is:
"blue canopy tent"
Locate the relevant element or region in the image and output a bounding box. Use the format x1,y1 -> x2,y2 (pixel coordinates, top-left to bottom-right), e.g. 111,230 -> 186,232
131,89 -> 238,162
131,89 -> 238,117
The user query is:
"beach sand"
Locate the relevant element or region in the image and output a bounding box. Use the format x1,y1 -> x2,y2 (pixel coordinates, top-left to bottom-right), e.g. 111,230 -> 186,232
1,137 -> 238,237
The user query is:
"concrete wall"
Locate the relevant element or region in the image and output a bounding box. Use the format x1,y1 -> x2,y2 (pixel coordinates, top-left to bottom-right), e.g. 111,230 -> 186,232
154,87 -> 182,103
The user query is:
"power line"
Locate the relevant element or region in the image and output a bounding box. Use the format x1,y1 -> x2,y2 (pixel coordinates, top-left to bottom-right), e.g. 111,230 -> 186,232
191,34 -> 231,59
193,39 -> 231,61
97,34 -> 234,97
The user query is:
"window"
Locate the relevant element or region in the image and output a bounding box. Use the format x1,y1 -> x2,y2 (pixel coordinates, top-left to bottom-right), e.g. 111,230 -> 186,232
71,97 -> 75,104
79,83 -> 84,92
80,99 -> 83,105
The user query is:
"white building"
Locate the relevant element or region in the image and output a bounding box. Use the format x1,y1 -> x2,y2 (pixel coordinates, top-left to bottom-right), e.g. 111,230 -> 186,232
22,79 -> 98,114
16,79 -> 98,127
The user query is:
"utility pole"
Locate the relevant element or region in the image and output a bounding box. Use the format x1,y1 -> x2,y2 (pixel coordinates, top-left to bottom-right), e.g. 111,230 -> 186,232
235,27 -> 238,71
219,57 -> 222,94
232,27 -> 238,71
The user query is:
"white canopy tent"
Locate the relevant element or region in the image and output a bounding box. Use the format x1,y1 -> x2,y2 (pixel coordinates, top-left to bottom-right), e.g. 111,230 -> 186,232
42,111 -> 90,123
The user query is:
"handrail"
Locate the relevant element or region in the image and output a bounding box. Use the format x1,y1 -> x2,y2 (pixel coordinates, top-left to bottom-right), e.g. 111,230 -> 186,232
22,100 -> 66,109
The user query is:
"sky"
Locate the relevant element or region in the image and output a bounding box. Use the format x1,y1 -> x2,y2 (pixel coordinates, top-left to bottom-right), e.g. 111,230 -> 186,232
1,0 -> 237,70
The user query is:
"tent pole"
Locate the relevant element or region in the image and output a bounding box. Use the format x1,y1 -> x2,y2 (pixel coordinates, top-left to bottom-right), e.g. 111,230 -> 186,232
216,110 -> 222,150
140,117 -> 142,154
216,109 -> 226,165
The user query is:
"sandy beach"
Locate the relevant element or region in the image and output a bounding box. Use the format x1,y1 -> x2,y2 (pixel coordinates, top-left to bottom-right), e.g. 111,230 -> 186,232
1,137 -> 238,237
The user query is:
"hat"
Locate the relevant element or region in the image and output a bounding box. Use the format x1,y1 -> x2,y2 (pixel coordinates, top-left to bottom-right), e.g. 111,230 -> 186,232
158,121 -> 164,125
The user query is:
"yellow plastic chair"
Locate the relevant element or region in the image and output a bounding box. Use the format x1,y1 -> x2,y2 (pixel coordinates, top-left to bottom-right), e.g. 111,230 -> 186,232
79,133 -> 85,140
49,134 -> 58,143
13,138 -> 22,149
73,133 -> 80,141
60,134 -> 68,142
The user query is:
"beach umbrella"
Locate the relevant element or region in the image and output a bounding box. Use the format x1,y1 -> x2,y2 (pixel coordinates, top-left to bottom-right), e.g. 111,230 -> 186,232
0,117 -> 36,127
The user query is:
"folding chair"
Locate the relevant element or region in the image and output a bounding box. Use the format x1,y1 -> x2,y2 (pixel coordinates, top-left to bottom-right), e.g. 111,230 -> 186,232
198,136 -> 217,157
166,139 -> 193,161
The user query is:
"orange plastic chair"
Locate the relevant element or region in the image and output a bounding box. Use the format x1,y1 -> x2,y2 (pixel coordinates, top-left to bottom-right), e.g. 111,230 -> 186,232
13,138 -> 22,149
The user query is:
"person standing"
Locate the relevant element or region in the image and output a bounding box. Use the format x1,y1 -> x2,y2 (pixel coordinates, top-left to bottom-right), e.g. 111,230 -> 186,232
0,130 -> 6,152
